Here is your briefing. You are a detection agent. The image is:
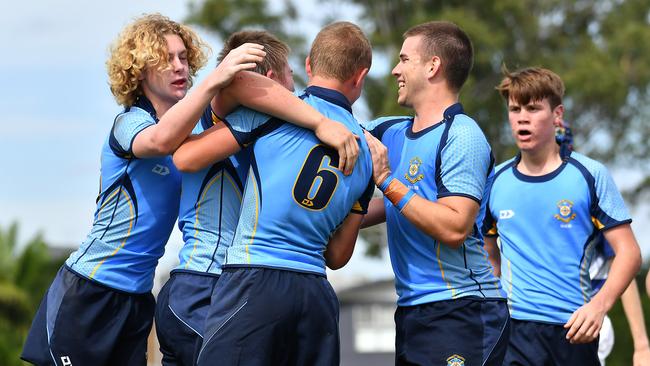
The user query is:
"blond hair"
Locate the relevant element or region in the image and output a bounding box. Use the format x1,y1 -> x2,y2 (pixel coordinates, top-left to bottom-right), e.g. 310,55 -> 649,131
218,30 -> 290,78
496,67 -> 565,109
106,13 -> 209,107
309,21 -> 372,82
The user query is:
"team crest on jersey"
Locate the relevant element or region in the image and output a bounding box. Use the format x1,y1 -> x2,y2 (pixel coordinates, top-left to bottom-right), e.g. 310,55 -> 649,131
554,199 -> 576,223
446,354 -> 465,366
405,157 -> 424,184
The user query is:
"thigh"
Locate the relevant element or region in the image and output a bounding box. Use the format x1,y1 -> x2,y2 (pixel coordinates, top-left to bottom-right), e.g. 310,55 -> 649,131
294,276 -> 340,366
197,269 -> 295,366
505,319 -> 600,366
504,319 -> 547,366
395,298 -> 508,366
47,268 -> 135,366
155,273 -> 217,366
481,300 -> 511,366
22,280 -> 55,365
109,291 -> 155,366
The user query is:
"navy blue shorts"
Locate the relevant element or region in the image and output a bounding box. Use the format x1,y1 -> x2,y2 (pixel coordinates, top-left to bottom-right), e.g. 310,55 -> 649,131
21,266 -> 155,366
155,271 -> 220,366
504,318 -> 599,365
196,267 -> 340,366
395,297 -> 510,366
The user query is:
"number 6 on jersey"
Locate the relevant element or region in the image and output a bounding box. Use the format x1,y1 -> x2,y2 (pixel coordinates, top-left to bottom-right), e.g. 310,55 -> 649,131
292,145 -> 340,210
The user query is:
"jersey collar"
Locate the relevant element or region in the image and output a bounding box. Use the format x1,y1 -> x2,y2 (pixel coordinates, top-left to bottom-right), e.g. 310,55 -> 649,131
512,151 -> 571,182
443,102 -> 464,121
406,102 -> 465,138
132,95 -> 159,122
302,85 -> 353,114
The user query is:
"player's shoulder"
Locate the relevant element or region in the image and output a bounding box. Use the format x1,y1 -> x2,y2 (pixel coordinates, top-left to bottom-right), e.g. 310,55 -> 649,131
227,106 -> 271,121
567,151 -> 608,176
489,157 -> 518,188
495,157 -> 517,174
114,105 -> 153,126
224,106 -> 276,132
448,114 -> 485,137
362,115 -> 411,132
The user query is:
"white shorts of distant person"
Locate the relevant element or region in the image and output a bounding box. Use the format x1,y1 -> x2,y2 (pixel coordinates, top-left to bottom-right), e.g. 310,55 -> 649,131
598,315 -> 614,365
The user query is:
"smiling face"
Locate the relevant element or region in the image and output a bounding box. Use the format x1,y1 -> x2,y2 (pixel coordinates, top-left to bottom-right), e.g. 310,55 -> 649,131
392,35 -> 430,108
508,97 -> 563,152
140,34 -> 189,110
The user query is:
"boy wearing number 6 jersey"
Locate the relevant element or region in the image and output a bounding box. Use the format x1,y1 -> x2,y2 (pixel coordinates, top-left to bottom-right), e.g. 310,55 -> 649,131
172,21 -> 374,366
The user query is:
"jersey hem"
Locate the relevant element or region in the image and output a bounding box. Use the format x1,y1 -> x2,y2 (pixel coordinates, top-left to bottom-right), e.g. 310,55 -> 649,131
170,268 -> 222,278
63,264 -> 152,295
397,295 -> 507,308
222,264 -> 326,277
437,192 -> 481,204
509,316 -> 567,326
601,219 -> 633,231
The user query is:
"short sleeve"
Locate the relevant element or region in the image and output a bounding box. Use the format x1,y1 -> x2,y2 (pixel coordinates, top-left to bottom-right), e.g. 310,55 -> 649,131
438,117 -> 492,202
351,178 -> 375,215
591,163 -> 631,230
222,107 -> 282,147
482,200 -> 498,237
362,116 -> 411,140
109,111 -> 156,158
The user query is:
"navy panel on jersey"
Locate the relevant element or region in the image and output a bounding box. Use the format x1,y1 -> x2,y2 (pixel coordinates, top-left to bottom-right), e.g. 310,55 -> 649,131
196,268 -> 340,366
66,96 -> 181,293
484,151 -> 631,323
198,86 -> 371,366
363,103 -> 503,306
504,319 -> 599,366
176,107 -> 249,275
155,272 -> 220,366
589,233 -> 615,296
223,86 -> 374,275
395,297 -> 510,366
22,266 -> 154,366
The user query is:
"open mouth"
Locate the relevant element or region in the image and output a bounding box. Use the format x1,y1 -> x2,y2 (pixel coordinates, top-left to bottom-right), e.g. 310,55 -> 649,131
517,130 -> 532,137
172,79 -> 186,87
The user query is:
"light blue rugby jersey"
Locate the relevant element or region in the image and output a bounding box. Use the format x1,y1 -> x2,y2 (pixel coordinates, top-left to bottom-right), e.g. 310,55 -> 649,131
222,86 -> 374,276
66,96 -> 181,293
363,103 -> 504,306
483,151 -> 631,324
175,106 -> 250,275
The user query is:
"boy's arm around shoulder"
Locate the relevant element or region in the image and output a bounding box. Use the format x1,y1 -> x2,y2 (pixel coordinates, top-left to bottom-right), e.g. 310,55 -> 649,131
219,71 -> 359,175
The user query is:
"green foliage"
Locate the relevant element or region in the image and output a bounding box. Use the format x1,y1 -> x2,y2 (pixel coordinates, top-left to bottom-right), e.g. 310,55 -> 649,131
607,269 -> 650,365
186,0 -> 650,254
0,223 -> 67,366
186,0 -> 306,75
350,0 -> 650,171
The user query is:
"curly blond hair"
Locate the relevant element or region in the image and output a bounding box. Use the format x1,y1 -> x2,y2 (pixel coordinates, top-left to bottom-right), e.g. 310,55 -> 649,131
106,13 -> 210,107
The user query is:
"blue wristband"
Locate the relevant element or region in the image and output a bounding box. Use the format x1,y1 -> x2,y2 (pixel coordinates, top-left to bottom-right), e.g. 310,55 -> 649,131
378,175 -> 394,192
396,189 -> 415,211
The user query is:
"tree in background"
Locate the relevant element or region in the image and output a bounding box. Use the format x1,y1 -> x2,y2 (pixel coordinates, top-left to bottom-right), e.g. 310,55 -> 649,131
186,0 -> 650,258
187,0 -> 650,194
0,223 -> 67,365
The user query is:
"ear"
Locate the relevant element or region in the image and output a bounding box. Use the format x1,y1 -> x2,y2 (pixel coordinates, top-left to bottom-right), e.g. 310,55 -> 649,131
552,104 -> 565,127
427,56 -> 441,79
353,67 -> 370,88
305,56 -> 313,78
265,69 -> 275,80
